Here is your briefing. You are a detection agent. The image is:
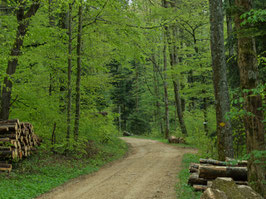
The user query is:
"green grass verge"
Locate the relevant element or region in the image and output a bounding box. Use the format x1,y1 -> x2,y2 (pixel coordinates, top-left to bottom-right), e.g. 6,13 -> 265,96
0,138 -> 128,199
176,153 -> 201,199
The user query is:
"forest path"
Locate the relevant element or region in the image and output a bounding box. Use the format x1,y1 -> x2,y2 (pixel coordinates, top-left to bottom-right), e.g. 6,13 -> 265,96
37,137 -> 196,199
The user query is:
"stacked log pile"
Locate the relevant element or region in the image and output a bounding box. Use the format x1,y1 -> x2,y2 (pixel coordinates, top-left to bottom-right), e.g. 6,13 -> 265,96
188,158 -> 248,191
0,119 -> 41,172
168,136 -> 186,144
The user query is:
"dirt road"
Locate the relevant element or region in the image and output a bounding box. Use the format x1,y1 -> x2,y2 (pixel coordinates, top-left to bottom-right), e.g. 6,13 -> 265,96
37,137 -> 196,199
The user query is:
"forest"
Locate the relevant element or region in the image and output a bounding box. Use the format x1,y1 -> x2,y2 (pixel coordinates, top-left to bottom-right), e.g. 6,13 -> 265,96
0,0 -> 265,198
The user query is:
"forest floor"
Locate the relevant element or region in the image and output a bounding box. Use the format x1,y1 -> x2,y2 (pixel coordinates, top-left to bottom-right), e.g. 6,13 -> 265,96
37,137 -> 196,199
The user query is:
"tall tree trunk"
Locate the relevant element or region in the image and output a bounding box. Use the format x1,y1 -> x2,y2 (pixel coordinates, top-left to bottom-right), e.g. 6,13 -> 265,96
167,27 -> 188,136
163,34 -> 170,139
234,0 -> 265,196
225,0 -> 234,58
192,29 -> 209,135
164,1 -> 188,136
135,62 -> 139,113
209,0 -> 234,160
152,54 -> 163,134
118,105 -> 122,133
74,1 -> 83,140
0,1 -> 40,120
66,2 -> 73,140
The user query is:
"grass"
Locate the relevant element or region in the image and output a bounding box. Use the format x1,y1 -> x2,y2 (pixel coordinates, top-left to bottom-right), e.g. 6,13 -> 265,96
0,137 -> 128,199
176,153 -> 201,199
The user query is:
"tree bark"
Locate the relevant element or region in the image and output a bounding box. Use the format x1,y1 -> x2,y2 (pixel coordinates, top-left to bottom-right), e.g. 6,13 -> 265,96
152,55 -> 163,134
164,1 -> 187,136
225,0 -> 234,58
234,0 -> 265,196
0,1 -> 40,120
209,0 -> 234,160
163,34 -> 170,139
74,1 -> 83,140
66,2 -> 73,140
199,165 -> 247,181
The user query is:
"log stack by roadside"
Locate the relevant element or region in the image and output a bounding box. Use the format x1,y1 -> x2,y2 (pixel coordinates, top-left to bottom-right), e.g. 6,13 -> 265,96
0,119 -> 41,172
188,158 -> 248,191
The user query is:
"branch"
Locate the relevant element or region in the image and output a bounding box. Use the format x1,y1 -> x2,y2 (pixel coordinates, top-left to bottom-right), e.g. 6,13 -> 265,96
24,1 -> 40,19
82,0 -> 110,29
142,67 -> 155,96
96,17 -> 177,30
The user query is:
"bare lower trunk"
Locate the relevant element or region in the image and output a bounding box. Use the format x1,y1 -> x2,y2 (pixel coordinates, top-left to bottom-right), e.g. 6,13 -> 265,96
234,0 -> 265,196
66,3 -> 73,140
225,0 -> 234,58
163,2 -> 187,136
209,0 -> 234,160
163,35 -> 170,139
152,55 -> 163,134
203,97 -> 208,135
74,2 -> 83,140
0,1 -> 40,120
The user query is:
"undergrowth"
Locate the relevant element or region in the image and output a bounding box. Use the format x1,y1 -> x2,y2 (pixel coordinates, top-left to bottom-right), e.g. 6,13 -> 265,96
0,137 -> 128,199
176,153 -> 201,199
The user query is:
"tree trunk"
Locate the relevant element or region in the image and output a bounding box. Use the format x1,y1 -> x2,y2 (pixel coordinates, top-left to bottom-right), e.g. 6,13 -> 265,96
163,34 -> 170,139
164,1 -> 188,136
0,1 -> 40,120
152,55 -> 162,134
225,0 -> 234,58
66,2 -> 73,140
209,0 -> 234,160
234,0 -> 265,196
74,2 -> 83,140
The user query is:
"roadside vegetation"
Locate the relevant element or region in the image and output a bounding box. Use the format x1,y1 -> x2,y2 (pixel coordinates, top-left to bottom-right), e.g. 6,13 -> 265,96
176,154 -> 201,199
0,137 -> 127,199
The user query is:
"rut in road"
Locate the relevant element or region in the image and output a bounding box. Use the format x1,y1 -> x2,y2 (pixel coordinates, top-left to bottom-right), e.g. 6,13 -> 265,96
37,137 -> 196,199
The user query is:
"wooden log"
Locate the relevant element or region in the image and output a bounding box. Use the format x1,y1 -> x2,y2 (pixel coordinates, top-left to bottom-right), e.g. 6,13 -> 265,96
200,159 -> 228,166
0,138 -> 10,142
10,140 -> 21,149
188,173 -> 208,185
0,124 -> 18,132
0,163 -> 12,172
0,150 -> 12,156
225,157 -> 248,167
193,184 -> 207,191
0,147 -> 12,151
189,163 -> 200,173
199,165 -> 247,181
0,119 -> 19,125
0,134 -> 20,140
200,158 -> 247,167
0,127 -> 9,132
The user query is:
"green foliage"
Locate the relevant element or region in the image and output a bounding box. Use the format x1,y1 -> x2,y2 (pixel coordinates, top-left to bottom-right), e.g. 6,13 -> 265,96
176,153 -> 201,199
182,108 -> 217,158
127,111 -> 151,135
241,9 -> 266,25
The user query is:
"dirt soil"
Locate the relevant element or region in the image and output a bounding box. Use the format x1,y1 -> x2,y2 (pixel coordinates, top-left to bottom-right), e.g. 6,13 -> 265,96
37,137 -> 196,199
